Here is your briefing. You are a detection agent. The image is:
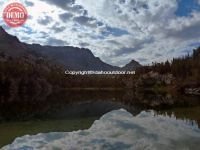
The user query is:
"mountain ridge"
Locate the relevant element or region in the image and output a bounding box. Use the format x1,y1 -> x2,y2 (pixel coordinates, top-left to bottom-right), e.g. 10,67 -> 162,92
122,60 -> 142,71
0,26 -> 141,71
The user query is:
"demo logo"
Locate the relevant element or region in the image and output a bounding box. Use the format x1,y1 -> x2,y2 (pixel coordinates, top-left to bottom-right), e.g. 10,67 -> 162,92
3,2 -> 28,27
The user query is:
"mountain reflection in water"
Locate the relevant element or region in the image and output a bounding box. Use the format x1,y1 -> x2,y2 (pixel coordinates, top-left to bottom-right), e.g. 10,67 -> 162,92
3,109 -> 200,150
0,90 -> 200,148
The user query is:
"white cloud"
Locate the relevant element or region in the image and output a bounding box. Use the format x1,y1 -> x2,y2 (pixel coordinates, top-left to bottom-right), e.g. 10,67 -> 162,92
0,0 -> 199,66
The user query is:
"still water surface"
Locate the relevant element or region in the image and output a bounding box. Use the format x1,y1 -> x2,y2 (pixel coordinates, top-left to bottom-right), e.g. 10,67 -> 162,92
0,91 -> 200,149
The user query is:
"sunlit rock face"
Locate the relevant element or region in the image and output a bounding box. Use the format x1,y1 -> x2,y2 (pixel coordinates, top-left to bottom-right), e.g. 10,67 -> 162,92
3,109 -> 200,150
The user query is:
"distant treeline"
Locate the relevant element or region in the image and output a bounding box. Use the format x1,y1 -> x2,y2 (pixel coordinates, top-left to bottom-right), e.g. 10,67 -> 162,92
137,47 -> 200,86
0,54 -> 64,102
0,53 -> 128,102
0,47 -> 200,102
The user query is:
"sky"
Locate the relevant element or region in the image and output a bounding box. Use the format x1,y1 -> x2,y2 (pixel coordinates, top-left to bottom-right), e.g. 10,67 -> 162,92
0,0 -> 200,66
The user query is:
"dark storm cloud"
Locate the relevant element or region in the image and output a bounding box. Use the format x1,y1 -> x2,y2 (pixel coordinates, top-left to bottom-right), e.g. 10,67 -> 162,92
21,36 -> 31,41
39,31 -> 48,38
73,16 -> 92,24
114,46 -> 143,56
112,37 -> 154,57
51,24 -> 66,33
165,21 -> 200,40
79,42 -> 90,47
107,40 -> 121,46
40,0 -> 84,14
25,0 -> 34,6
119,0 -> 126,4
47,37 -> 66,46
37,16 -> 53,25
189,42 -> 200,48
69,5 -> 85,14
73,16 -> 99,28
40,0 -> 75,9
59,13 -> 73,22
40,0 -> 93,28
154,53 -> 162,57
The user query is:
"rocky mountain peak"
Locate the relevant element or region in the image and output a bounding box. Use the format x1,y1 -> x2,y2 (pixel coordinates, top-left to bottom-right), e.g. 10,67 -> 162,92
0,26 -> 20,43
122,59 -> 142,71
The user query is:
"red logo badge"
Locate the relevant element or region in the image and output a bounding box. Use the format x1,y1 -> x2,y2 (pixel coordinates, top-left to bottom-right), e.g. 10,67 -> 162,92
3,2 -> 28,27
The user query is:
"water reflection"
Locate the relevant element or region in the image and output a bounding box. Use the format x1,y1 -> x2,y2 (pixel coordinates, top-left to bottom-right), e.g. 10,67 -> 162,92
158,106 -> 200,127
3,109 -> 200,150
0,90 -> 200,148
0,90 -> 199,122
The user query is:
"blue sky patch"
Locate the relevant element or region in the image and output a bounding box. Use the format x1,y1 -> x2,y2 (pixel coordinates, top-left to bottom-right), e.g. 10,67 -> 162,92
175,0 -> 200,16
102,26 -> 129,37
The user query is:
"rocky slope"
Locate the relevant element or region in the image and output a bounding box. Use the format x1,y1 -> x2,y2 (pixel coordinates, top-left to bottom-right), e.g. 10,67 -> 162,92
0,26 -> 141,71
